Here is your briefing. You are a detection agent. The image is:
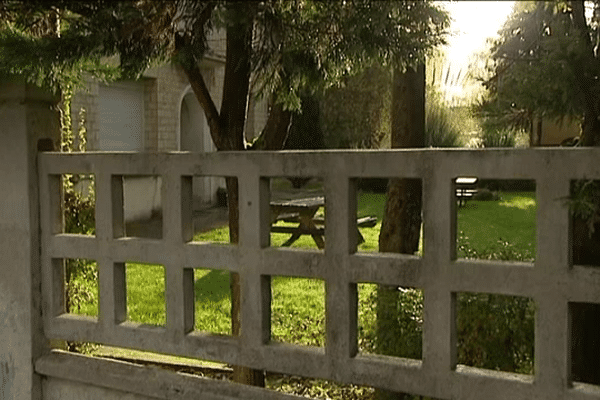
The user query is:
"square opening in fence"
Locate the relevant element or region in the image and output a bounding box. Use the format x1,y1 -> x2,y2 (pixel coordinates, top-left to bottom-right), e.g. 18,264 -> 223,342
126,262 -> 165,327
570,301 -> 600,385
569,180 -> 600,267
120,176 -> 163,239
456,179 -> 536,263
357,283 -> 423,360
271,276 -> 325,347
64,258 -> 98,318
355,178 -> 423,255
269,177 -> 325,251
191,268 -> 232,335
188,176 -> 235,245
61,174 -> 96,236
456,292 -> 535,375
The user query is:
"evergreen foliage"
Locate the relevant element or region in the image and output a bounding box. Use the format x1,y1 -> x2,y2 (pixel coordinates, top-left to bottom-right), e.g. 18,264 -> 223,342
320,65 -> 464,150
0,1 -> 449,115
477,1 -> 600,146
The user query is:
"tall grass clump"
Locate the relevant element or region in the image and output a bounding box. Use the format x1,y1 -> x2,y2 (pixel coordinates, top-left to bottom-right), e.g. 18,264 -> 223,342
425,99 -> 463,148
478,117 -> 528,148
480,126 -> 517,147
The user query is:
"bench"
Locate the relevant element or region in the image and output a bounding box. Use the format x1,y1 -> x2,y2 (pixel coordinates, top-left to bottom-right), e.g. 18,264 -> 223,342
455,177 -> 478,207
357,216 -> 378,228
270,198 -> 378,248
275,214 -> 377,227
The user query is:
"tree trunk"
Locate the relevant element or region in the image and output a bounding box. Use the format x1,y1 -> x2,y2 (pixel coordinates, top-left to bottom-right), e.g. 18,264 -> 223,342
580,113 -> 600,147
376,64 -> 425,400
217,3 -> 266,386
285,96 -> 326,150
261,102 -> 293,150
530,116 -> 542,147
179,2 -> 267,385
570,0 -> 600,146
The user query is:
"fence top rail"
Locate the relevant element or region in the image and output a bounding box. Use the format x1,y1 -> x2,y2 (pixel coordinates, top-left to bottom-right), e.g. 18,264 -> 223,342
38,147 -> 600,181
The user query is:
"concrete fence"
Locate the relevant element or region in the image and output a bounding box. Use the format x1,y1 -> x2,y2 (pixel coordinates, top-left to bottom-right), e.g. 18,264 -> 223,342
3,83 -> 600,400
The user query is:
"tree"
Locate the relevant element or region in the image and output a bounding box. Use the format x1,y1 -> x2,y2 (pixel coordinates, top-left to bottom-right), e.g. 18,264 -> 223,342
480,0 -> 600,385
479,1 -> 600,146
375,64 -> 425,400
0,0 -> 449,388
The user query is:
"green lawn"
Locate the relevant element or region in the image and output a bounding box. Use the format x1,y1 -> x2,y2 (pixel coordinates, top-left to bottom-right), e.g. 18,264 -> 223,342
72,190 -> 537,331
457,192 -> 536,261
71,190 -> 537,377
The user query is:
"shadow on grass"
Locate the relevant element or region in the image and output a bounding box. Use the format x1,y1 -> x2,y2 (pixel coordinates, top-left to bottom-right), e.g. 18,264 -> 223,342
194,269 -> 230,303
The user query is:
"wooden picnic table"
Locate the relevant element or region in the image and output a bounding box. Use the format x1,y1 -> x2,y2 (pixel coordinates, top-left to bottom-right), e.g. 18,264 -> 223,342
270,196 -> 377,249
455,176 -> 478,206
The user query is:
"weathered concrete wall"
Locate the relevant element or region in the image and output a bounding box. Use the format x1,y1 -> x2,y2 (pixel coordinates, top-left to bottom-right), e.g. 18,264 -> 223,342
43,378 -> 158,400
36,351 -> 293,400
0,83 -> 60,399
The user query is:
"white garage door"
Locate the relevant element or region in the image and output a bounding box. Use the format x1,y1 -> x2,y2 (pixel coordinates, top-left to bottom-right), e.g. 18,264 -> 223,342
98,82 -> 144,151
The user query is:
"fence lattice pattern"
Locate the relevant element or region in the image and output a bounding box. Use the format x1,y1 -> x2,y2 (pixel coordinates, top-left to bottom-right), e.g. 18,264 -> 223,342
39,149 -> 600,400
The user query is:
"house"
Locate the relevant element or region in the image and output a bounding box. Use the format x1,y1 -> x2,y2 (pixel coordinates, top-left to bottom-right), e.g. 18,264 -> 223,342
532,116 -> 580,146
70,30 -> 268,223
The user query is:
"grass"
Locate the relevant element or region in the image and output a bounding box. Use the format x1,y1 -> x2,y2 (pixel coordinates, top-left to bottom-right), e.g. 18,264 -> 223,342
271,277 -> 325,347
69,190 -> 537,395
457,192 -> 536,261
127,263 -> 166,326
193,269 -> 231,334
72,190 -> 537,334
192,191 -> 537,257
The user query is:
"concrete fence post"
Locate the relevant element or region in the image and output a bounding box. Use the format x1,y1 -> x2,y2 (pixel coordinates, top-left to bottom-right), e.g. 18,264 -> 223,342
0,82 -> 60,400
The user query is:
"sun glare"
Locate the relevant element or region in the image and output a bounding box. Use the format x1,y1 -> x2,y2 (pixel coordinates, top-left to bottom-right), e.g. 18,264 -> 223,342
437,1 -> 515,104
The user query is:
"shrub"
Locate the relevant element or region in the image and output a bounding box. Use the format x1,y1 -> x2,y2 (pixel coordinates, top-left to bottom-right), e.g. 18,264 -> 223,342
357,178 -> 388,193
64,186 -> 95,235
456,235 -> 535,374
371,287 -> 423,360
372,236 -> 535,375
63,180 -> 97,354
478,179 -> 536,192
457,291 -> 534,374
472,188 -> 501,201
61,94 -> 98,353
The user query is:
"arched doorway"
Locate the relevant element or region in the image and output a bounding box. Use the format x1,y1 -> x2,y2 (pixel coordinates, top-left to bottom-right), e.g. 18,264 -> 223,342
179,90 -> 221,208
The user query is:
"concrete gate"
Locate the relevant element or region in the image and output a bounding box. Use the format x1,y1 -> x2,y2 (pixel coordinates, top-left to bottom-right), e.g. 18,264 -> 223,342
2,82 -> 600,400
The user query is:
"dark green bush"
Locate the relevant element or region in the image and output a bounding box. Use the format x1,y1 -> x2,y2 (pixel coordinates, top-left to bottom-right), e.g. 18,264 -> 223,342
367,286 -> 423,360
64,188 -> 95,235
370,236 -> 535,376
472,188 -> 501,201
456,235 -> 535,374
479,179 -> 536,192
457,291 -> 534,374
63,178 -> 97,353
357,178 -> 389,193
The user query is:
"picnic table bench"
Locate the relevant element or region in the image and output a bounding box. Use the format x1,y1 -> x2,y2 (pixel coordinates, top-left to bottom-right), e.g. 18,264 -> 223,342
270,196 -> 377,249
455,176 -> 478,206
